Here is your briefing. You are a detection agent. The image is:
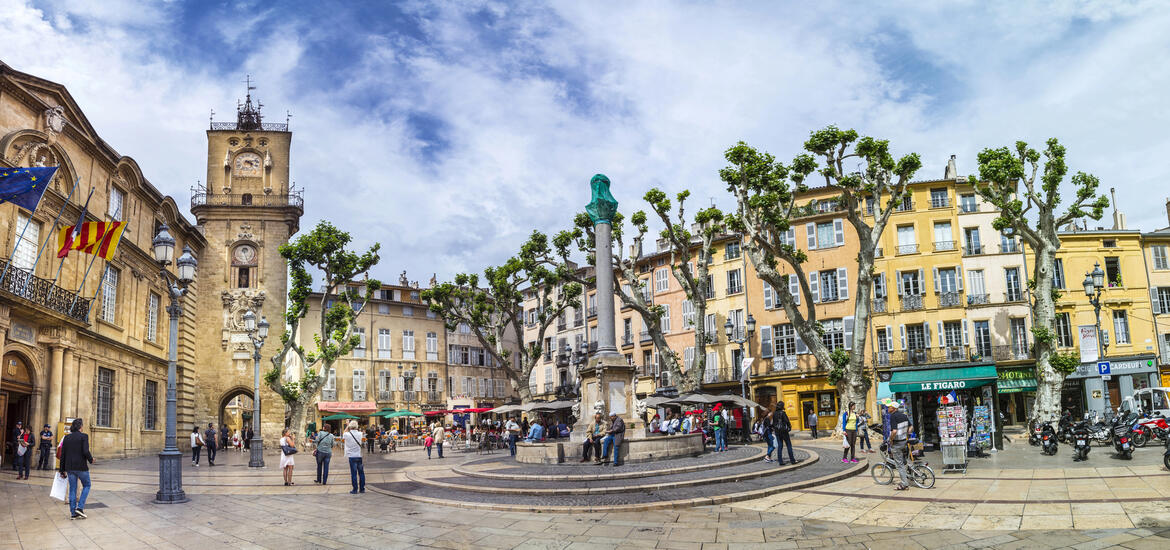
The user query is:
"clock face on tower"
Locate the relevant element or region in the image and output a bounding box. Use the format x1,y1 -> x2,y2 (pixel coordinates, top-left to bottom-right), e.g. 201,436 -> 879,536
234,244 -> 256,265
233,152 -> 262,177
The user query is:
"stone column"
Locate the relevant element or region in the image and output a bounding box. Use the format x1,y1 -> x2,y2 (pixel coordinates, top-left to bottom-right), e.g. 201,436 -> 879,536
60,353 -> 77,420
48,346 -> 64,425
592,220 -> 620,358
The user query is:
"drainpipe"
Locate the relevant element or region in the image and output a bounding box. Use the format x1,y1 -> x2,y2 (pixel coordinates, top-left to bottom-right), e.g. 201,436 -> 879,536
1140,235 -> 1162,383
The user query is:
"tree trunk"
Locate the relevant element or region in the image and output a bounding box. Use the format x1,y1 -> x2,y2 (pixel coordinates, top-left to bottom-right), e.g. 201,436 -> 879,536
1031,246 -> 1062,423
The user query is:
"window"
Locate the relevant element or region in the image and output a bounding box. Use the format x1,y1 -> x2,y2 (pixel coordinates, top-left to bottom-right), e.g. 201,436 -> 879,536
146,292 -> 159,343
727,269 -> 743,294
325,368 -> 337,390
816,221 -> 835,248
1005,267 -> 1022,301
1053,259 -> 1066,290
819,270 -> 839,302
426,332 -> 438,361
1001,234 -> 1019,253
108,187 -> 124,220
353,328 -> 366,358
96,367 -> 114,427
654,268 -> 669,292
402,306 -> 413,316
623,318 -> 632,339
704,275 -> 715,299
378,329 -> 393,359
905,324 -> 926,351
821,319 -> 845,350
463,377 -> 472,395
1105,256 -> 1122,286
402,330 -> 415,360
1154,246 -> 1169,270
936,267 -> 959,293
379,370 -> 392,393
1010,318 -> 1028,356
930,188 -> 949,208
705,313 -> 717,341
378,303 -> 391,314
899,269 -> 923,296
963,227 -> 982,255
99,266 -> 119,323
959,194 -> 977,213
11,213 -> 40,271
144,379 -> 158,430
897,225 -> 916,254
1103,239 -> 1117,248
875,327 -> 889,352
774,325 -> 797,356
1055,313 -> 1073,348
970,320 -> 991,357
660,304 -> 671,333
933,222 -> 954,250
943,321 -> 963,348
725,241 -> 741,260
353,369 -> 367,394
729,309 -> 745,340
967,270 -> 986,301
1156,288 -> 1170,314
1113,310 -> 1131,344
681,300 -> 695,329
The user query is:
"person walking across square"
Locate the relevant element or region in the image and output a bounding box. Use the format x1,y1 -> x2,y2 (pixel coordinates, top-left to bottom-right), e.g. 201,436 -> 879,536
204,423 -> 218,466
806,410 -> 818,439
431,423 -> 446,459
505,417 -> 520,456
839,402 -> 859,463
58,418 -> 94,520
772,403 -> 797,465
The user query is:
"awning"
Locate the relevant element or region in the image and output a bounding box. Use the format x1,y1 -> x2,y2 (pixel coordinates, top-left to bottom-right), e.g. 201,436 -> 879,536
997,368 -> 1037,394
889,365 -> 998,393
316,401 -> 377,413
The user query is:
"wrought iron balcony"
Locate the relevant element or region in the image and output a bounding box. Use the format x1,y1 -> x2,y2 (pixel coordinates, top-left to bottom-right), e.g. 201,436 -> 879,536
894,199 -> 914,212
543,351 -> 553,362
210,121 -> 288,131
896,244 -> 919,255
544,381 -> 554,393
427,391 -> 441,402
1004,290 -> 1025,303
703,333 -> 717,345
959,202 -> 979,213
873,299 -> 888,313
933,240 -> 956,252
771,355 -> 798,371
556,352 -> 571,366
874,351 -> 891,366
321,389 -> 338,401
727,284 -> 744,295
640,330 -> 653,343
557,321 -> 567,331
353,390 -> 367,401
967,293 -> 990,305
702,366 -> 737,384
963,244 -> 985,256
938,291 -> 963,308
574,316 -> 583,327
190,190 -> 303,214
878,347 -> 970,367
378,391 -> 392,401
0,258 -> 91,323
1000,241 -> 1021,254
930,197 -> 951,208
403,391 -> 416,402
992,344 -> 1032,361
622,334 -> 634,347
900,294 -> 925,311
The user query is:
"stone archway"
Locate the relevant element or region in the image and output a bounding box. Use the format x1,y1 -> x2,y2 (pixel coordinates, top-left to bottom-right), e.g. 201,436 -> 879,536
1,351 -> 36,464
216,386 -> 254,445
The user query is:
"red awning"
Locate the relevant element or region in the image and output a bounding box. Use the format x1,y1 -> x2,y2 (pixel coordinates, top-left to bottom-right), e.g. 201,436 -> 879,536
316,401 -> 377,413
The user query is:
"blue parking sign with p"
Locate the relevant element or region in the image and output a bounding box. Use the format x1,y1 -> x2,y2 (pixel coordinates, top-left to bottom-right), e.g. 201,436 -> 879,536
1097,361 -> 1111,375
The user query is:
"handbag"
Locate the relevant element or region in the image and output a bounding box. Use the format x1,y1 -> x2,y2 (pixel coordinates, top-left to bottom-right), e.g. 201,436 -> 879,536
281,444 -> 298,455
50,472 -> 68,501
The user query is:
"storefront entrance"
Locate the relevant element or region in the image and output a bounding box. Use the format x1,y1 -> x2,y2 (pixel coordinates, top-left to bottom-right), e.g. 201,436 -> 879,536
889,364 -> 1000,451
1,352 -> 35,466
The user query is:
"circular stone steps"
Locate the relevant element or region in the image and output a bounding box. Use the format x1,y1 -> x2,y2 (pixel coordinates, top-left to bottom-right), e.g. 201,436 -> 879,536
373,446 -> 868,512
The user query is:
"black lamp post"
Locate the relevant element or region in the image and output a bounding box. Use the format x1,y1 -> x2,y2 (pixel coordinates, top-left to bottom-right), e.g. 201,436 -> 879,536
243,310 -> 269,467
1083,262 -> 1112,413
151,225 -> 196,504
723,314 -> 757,398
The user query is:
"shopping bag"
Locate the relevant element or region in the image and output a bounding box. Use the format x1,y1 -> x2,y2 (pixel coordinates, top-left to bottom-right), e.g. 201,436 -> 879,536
50,473 -> 68,502
841,436 -> 851,449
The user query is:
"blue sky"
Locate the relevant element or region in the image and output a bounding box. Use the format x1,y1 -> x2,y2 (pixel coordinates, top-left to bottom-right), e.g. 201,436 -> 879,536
3,0 -> 1170,284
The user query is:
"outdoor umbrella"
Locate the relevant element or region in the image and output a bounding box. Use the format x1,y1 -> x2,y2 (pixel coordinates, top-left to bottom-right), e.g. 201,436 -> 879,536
643,395 -> 674,408
322,413 -> 359,421
489,404 -> 522,414
386,411 -> 422,419
525,400 -> 575,412
666,393 -> 721,405
716,394 -> 760,409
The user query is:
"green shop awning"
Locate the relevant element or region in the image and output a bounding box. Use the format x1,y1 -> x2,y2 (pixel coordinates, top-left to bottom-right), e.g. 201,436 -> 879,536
889,365 -> 998,393
997,368 -> 1037,394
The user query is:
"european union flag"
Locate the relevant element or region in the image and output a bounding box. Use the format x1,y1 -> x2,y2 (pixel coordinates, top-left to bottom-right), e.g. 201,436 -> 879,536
0,166 -> 58,212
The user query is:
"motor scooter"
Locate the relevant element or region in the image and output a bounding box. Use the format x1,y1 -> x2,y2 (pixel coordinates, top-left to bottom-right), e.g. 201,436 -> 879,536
1057,411 -> 1074,443
1071,421 -> 1091,462
1028,420 -> 1043,446
1111,411 -> 1137,459
1040,422 -> 1058,456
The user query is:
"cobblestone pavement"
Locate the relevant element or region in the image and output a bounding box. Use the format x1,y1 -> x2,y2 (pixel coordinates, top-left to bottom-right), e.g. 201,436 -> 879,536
0,443 -> 1168,548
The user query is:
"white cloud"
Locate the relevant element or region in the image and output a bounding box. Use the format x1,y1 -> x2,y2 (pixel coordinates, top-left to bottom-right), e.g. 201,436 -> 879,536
3,0 -> 1170,288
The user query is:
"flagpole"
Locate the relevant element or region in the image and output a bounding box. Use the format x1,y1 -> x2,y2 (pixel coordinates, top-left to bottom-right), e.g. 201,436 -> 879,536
53,184 -> 94,284
70,251 -> 102,315
21,178 -> 80,295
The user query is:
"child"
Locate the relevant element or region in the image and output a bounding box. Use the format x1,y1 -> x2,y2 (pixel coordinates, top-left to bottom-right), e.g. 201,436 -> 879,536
424,434 -> 434,459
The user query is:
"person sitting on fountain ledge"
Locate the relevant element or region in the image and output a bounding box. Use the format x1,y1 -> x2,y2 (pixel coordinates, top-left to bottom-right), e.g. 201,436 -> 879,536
600,412 -> 626,467
581,413 -> 605,463
524,419 -> 544,442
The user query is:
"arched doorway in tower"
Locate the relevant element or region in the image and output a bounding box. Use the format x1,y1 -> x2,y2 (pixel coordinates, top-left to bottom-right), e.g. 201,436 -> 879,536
217,387 -> 254,450
1,352 -> 35,466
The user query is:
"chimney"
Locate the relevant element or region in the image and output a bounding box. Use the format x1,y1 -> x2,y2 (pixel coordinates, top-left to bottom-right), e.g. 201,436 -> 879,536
1165,198 -> 1170,227
1110,187 -> 1126,230
944,155 -> 958,180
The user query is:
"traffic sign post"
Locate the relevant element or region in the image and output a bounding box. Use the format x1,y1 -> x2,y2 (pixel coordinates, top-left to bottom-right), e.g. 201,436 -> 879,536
1097,361 -> 1111,375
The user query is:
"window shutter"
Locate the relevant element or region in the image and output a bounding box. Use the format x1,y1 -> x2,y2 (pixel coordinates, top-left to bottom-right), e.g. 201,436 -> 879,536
924,321 -> 932,347
785,228 -> 795,247
763,281 -> 773,309
917,268 -> 925,294
886,325 -> 894,351
684,347 -> 695,369
837,267 -> 848,300
956,267 -> 964,291
760,325 -> 773,357
795,333 -> 808,354
896,271 -> 904,296
834,219 -> 845,246
899,324 -> 906,350
415,377 -> 422,391
937,321 -> 944,348
789,274 -> 800,305
875,272 -> 886,298
962,319 -> 969,346
809,271 -> 819,303
933,267 -> 940,293
844,317 -> 855,350
806,222 -> 816,250
397,376 -> 404,391
1152,288 -> 1161,314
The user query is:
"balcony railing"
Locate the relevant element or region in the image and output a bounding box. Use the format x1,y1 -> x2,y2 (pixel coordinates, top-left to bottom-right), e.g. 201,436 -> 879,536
702,366 -> 737,384
321,389 -> 338,401
190,191 -> 303,213
959,202 -> 979,213
877,347 -> 971,367
587,306 -> 597,318
727,284 -> 743,295
209,121 -> 288,131
703,333 -> 717,345
543,381 -> 554,393
873,299 -> 887,313
557,321 -> 567,331
378,391 -> 392,401
353,390 -> 367,401
894,199 -> 914,212
639,330 -> 653,343
933,240 -> 956,252
938,291 -> 963,308
963,244 -> 985,256
1000,241 -> 1020,254
967,293 -> 990,305
875,351 -> 890,366
556,353 -> 571,366
543,351 -> 553,361
1004,290 -> 1025,303
896,244 -> 919,255
622,333 -> 634,347
900,294 -> 925,311
404,391 -> 416,402
0,257 -> 92,323
930,197 -> 951,208
771,355 -> 798,371
993,344 -> 1032,361
574,316 -> 583,327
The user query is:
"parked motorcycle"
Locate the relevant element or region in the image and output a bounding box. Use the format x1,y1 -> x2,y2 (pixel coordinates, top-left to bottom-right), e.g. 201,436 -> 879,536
1071,421 -> 1091,462
1135,413 -> 1170,446
1057,412 -> 1074,443
1088,421 -> 1112,446
1040,422 -> 1058,456
1111,411 -> 1137,459
1029,421 -> 1043,447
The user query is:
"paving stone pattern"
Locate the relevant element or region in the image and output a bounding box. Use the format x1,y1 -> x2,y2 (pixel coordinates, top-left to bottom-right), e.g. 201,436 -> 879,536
465,445 -> 761,477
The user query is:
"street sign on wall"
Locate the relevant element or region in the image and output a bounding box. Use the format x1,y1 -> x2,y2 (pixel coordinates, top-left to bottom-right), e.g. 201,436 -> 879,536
1079,325 -> 1099,363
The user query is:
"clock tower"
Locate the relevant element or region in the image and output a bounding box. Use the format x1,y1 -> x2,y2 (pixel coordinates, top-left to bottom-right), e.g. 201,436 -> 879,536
188,84 -> 302,446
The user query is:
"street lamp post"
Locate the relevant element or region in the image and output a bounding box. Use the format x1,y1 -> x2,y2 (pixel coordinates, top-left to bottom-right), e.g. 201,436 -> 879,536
243,310 -> 269,468
724,314 -> 756,443
1083,262 -> 1112,414
151,225 -> 196,504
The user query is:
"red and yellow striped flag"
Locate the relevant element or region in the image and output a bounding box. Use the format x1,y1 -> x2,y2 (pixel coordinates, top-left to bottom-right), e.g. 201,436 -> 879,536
57,221 -> 126,260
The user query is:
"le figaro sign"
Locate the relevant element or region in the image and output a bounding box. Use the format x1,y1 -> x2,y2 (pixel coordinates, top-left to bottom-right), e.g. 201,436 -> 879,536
918,380 -> 969,391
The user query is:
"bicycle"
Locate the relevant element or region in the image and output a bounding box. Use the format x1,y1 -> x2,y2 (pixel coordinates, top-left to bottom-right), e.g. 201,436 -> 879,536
870,440 -> 935,489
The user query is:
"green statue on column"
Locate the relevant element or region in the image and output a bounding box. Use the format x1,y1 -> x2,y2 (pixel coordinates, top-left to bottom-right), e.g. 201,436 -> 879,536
586,174 -> 618,225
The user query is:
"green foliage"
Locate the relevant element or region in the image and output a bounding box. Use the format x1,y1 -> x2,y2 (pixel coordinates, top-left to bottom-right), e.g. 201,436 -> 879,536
1032,325 -> 1055,346
1049,352 -> 1079,375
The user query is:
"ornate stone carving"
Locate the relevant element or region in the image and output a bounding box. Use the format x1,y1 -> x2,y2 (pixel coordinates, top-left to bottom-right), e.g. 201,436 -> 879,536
237,224 -> 254,241
592,399 -> 606,416
635,399 -> 647,418
221,289 -> 266,332
571,400 -> 581,420
44,106 -> 67,136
